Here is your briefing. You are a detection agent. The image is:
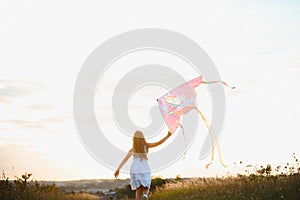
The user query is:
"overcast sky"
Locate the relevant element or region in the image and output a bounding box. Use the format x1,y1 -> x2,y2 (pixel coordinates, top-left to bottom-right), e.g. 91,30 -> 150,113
1,0 -> 300,180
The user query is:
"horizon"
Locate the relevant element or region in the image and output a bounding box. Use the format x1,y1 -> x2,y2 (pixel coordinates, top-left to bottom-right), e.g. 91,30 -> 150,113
1,0 -> 300,181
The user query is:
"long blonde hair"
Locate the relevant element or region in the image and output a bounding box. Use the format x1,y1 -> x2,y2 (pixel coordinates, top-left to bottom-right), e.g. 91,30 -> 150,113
132,131 -> 148,160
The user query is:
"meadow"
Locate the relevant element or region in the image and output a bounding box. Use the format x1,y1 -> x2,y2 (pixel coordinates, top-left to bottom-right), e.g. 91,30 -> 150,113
150,173 -> 300,200
118,154 -> 300,200
0,172 -> 98,200
1,154 -> 299,199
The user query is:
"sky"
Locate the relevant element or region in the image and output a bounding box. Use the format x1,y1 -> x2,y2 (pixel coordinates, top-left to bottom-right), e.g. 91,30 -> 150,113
1,0 -> 300,180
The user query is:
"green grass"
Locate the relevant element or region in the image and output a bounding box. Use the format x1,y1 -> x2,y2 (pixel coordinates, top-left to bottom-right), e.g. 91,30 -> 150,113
2,154 -> 300,199
0,173 -> 98,200
2,173 -> 300,200
149,153 -> 300,200
150,174 -> 300,200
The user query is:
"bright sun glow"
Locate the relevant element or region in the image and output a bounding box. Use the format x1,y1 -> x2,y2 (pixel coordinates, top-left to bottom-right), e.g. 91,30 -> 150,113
1,0 -> 300,180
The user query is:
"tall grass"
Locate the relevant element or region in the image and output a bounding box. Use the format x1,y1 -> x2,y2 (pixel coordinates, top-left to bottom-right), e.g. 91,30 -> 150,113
150,153 -> 300,200
0,172 -> 98,200
2,154 -> 299,199
151,174 -> 300,200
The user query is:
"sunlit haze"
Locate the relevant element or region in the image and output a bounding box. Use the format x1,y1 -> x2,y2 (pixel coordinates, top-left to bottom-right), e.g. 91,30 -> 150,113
1,0 -> 300,180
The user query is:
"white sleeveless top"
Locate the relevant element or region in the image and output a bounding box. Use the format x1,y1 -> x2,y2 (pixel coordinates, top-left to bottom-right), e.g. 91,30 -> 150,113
132,145 -> 148,159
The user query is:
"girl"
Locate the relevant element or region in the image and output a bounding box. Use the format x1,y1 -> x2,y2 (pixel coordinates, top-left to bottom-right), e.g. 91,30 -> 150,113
114,130 -> 172,200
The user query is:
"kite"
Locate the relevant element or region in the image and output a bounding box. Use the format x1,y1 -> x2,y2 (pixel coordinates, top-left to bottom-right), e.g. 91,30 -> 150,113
157,75 -> 235,168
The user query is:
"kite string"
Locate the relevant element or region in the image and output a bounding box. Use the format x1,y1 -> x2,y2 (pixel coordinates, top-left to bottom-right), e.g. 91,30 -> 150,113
194,107 -> 227,168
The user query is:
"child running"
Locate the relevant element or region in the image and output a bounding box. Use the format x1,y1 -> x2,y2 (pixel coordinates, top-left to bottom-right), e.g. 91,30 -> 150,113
114,130 -> 172,200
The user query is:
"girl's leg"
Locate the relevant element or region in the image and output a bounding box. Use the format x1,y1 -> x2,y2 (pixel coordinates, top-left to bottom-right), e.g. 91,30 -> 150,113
136,187 -> 143,200
142,187 -> 149,196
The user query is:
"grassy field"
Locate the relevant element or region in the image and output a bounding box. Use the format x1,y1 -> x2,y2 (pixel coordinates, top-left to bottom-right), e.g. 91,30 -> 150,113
149,154 -> 300,200
1,173 -> 300,200
2,154 -> 299,199
150,174 -> 300,200
2,173 -> 299,200
0,172 -> 98,200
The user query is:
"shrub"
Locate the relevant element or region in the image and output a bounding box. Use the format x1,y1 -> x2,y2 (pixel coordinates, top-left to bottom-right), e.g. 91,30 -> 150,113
0,172 -> 97,200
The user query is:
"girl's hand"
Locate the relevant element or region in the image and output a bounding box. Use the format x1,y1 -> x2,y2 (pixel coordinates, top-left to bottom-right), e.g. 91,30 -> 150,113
114,170 -> 119,178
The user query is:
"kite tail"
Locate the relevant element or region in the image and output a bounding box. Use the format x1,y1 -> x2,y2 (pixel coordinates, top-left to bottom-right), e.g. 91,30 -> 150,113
178,124 -> 187,159
194,107 -> 227,168
202,80 -> 235,89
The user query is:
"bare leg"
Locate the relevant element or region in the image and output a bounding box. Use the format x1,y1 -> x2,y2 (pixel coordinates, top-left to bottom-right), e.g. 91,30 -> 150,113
142,187 -> 149,196
136,187 -> 143,200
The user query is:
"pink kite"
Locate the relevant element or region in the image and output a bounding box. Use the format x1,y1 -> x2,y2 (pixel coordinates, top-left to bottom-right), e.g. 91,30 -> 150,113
157,75 -> 234,168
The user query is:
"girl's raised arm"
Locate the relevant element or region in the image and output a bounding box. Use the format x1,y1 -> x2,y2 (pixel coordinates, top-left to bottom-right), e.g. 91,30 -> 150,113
147,131 -> 172,148
114,148 -> 133,178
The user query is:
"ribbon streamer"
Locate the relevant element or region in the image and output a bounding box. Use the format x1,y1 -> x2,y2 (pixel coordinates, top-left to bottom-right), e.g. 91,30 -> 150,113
157,75 -> 234,168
